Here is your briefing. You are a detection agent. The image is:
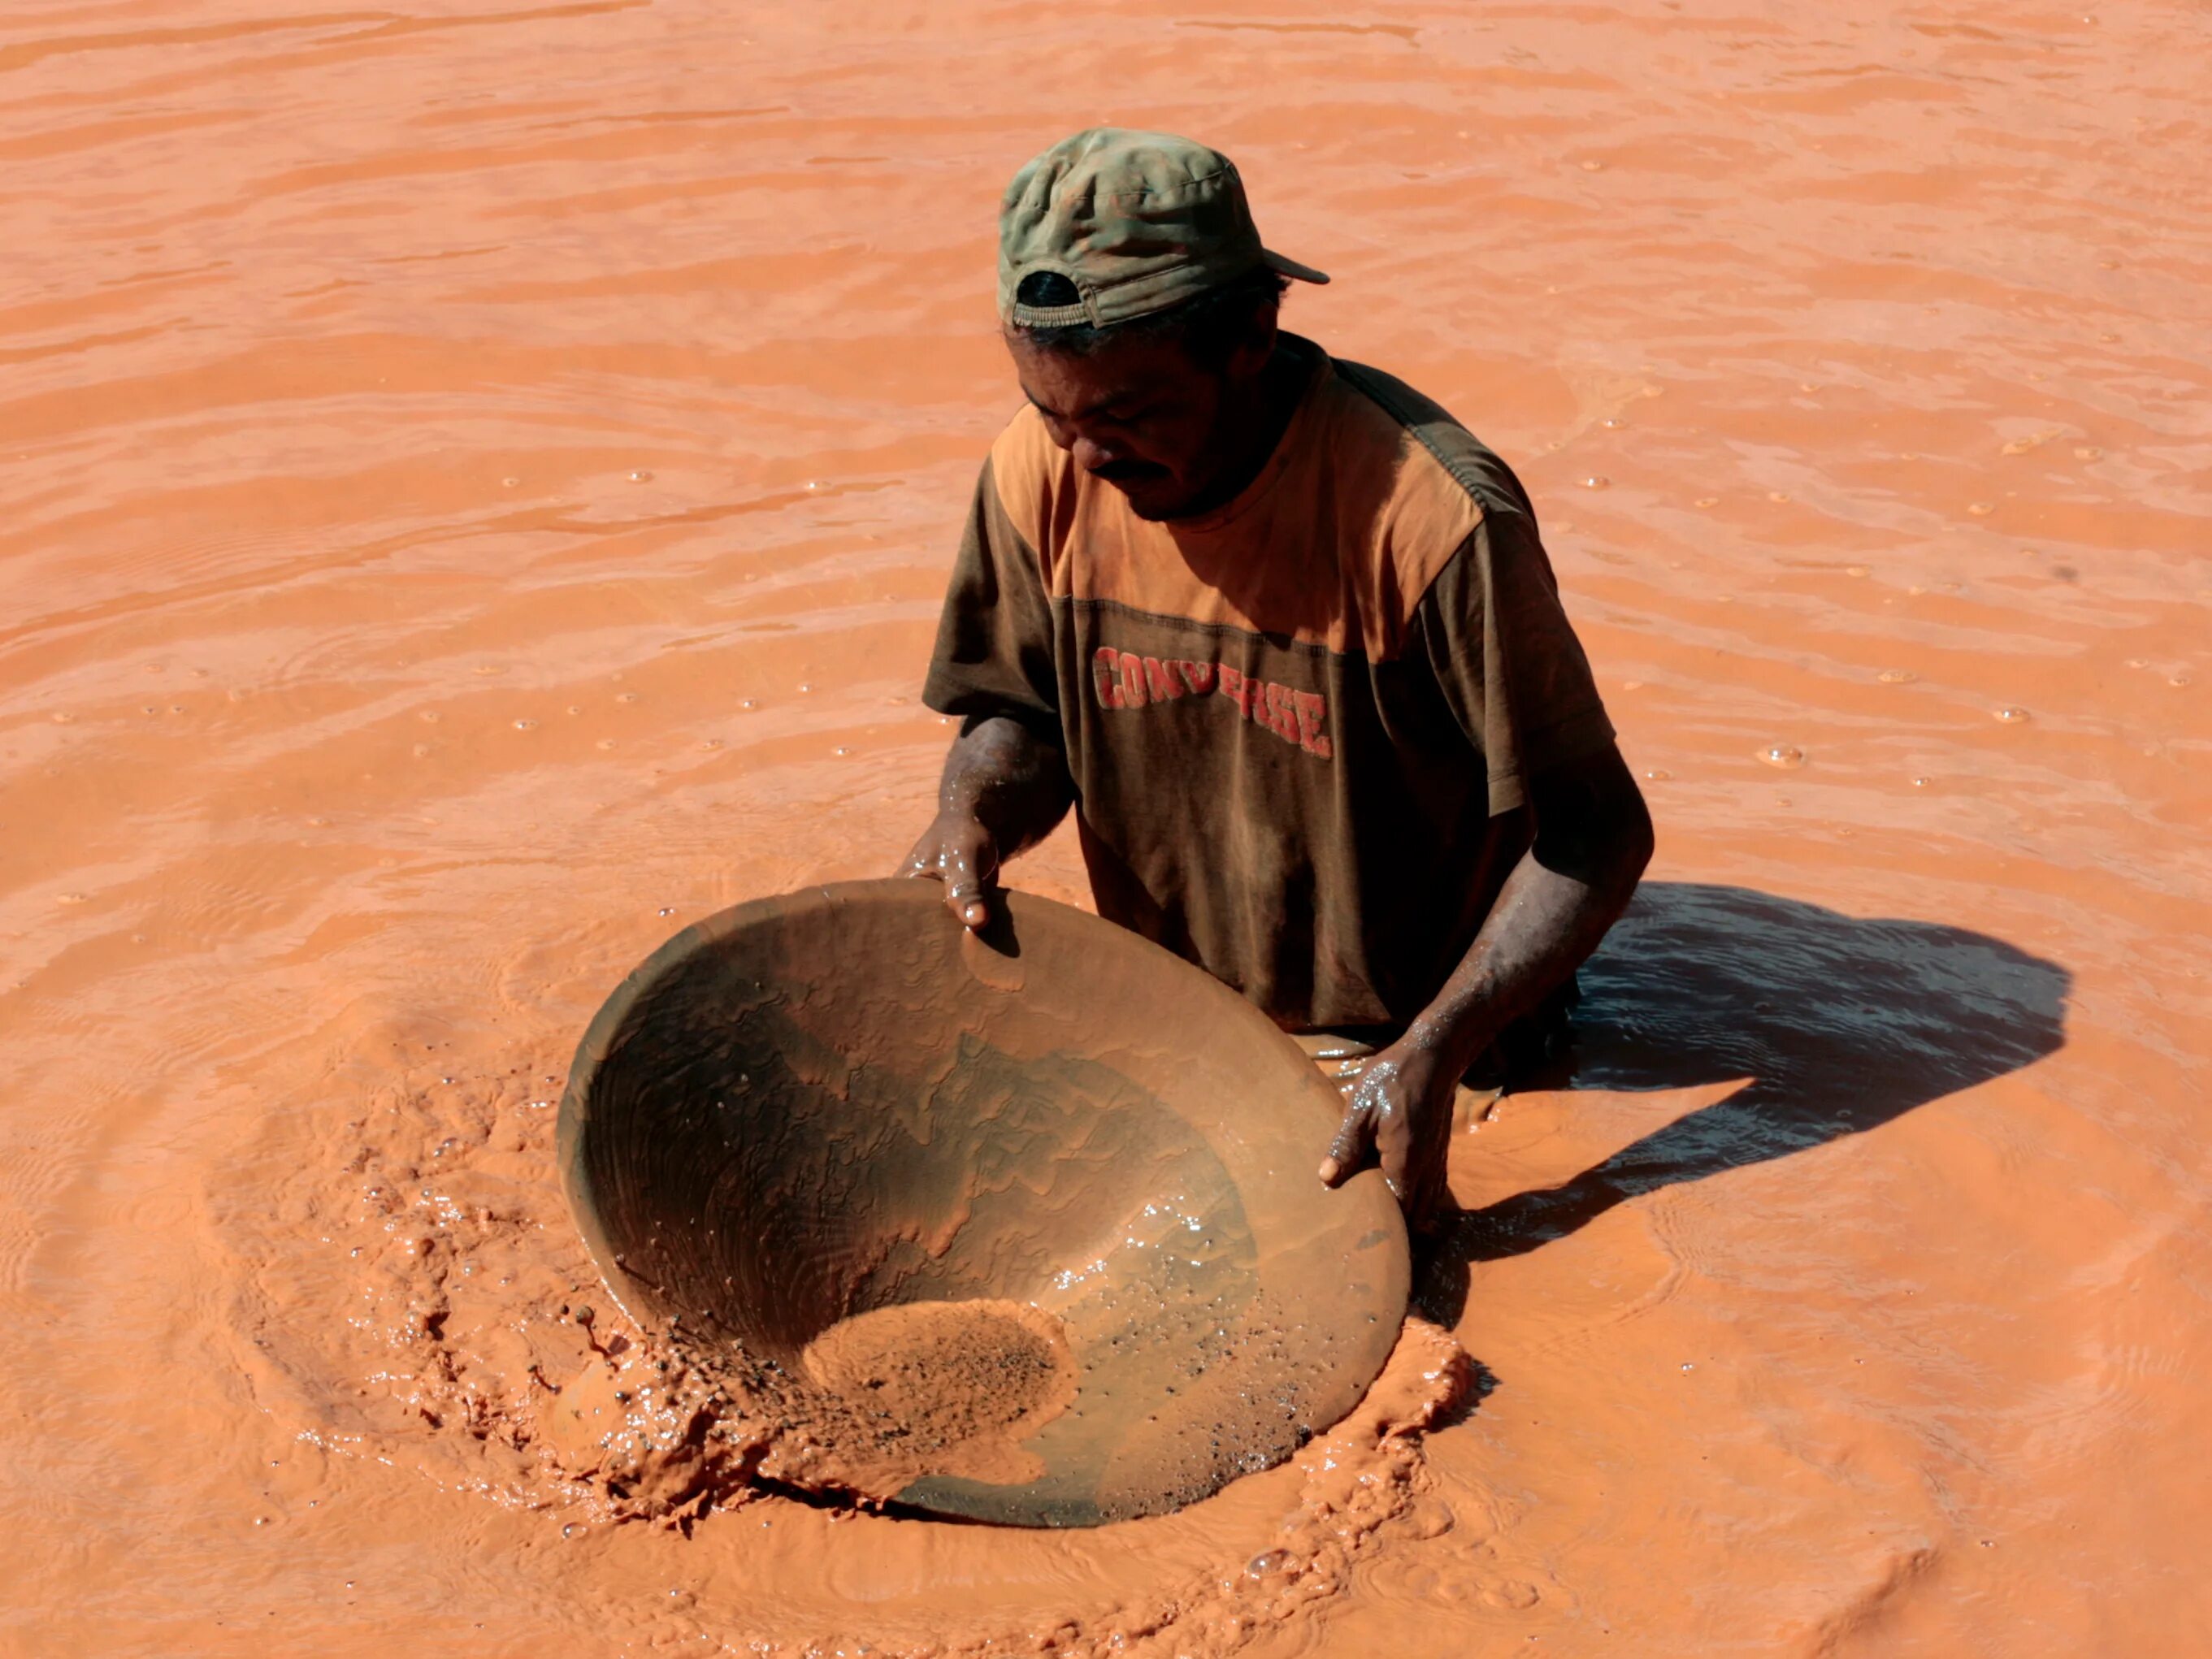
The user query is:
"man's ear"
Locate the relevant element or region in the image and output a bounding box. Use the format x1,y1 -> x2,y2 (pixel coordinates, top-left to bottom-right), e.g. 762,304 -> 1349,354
1225,301 -> 1280,383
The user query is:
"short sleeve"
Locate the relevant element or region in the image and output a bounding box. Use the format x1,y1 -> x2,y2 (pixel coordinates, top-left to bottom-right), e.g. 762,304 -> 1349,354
921,456 -> 1061,737
1417,507 -> 1616,816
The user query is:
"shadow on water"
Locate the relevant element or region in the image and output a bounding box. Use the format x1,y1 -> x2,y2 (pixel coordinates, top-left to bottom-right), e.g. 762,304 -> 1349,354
1416,881 -> 2071,1325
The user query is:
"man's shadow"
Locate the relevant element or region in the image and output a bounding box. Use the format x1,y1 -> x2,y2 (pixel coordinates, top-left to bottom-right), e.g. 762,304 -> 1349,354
1417,881 -> 2071,1324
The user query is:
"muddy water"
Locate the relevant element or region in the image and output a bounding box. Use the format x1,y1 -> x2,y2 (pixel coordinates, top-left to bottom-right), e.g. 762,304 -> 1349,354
2,0 -> 2208,1653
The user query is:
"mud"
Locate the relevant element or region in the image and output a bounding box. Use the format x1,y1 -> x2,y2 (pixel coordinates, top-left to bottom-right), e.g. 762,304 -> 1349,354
3,0 -> 2210,1654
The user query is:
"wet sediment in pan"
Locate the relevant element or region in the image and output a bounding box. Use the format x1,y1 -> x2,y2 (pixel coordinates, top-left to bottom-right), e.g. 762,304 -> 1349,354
555,879 -> 1412,1526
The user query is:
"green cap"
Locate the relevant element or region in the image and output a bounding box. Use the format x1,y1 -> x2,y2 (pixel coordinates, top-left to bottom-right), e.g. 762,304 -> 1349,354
998,128 -> 1329,330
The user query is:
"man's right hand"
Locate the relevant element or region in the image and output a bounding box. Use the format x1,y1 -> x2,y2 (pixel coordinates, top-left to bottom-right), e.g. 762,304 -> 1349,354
900,809 -> 1000,931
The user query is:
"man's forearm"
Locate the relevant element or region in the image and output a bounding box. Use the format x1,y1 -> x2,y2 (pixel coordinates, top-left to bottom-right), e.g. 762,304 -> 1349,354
1403,750 -> 1655,1079
937,714 -> 1073,858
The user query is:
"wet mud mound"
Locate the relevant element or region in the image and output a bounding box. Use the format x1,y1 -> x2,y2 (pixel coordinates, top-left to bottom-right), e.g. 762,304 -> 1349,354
222,1029 -> 1478,1655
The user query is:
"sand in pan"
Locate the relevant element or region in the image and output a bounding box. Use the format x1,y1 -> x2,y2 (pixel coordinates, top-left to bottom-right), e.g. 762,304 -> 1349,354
527,1299 -> 1100,1524
2,0 -> 2210,1655
797,1301 -> 1078,1489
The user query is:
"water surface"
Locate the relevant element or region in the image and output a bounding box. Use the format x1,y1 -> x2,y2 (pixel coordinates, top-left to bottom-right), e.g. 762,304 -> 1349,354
2,1 -> 2208,1653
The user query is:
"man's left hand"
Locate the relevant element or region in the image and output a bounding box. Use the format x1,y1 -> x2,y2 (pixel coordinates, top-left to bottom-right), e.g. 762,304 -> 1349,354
1317,1040 -> 1464,1229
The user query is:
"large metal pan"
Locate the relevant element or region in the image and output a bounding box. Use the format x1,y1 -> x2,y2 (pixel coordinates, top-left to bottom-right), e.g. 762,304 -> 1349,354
558,879 -> 1407,1526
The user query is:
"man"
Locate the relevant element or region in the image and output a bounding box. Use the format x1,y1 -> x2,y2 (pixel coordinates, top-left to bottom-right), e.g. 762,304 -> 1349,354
901,128 -> 1654,1227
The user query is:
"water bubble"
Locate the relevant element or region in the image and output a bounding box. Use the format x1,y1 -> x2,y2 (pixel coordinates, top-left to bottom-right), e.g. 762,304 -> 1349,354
1681,1362 -> 1694,1371
1967,501 -> 1996,517
2096,332 -> 2118,344
833,746 -> 852,756
1846,565 -> 1870,578
1759,745 -> 1805,769
1578,159 -> 1603,171
1602,417 -> 1624,428
1579,476 -> 1610,490
501,476 -> 520,488
50,712 -> 73,724
1912,777 -> 1931,787
1994,707 -> 2029,723
596,739 -> 616,751
513,719 -> 536,730
1767,491 -> 1790,503
2171,674 -> 2193,687
797,682 -> 813,693
55,892 -> 88,905
1643,769 -> 1672,781
1694,496 -> 1719,508
1878,669 -> 1917,684
658,907 -> 674,916
418,710 -> 440,723
616,691 -> 638,704
2074,446 -> 2103,460
740,699 -> 758,710
628,470 -> 653,483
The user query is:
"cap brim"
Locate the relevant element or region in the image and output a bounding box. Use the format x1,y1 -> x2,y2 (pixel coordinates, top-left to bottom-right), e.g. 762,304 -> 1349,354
1263,249 -> 1330,285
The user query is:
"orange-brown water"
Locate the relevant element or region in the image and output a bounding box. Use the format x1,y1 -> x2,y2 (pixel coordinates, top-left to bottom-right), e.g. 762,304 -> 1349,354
4,1 -> 2210,1653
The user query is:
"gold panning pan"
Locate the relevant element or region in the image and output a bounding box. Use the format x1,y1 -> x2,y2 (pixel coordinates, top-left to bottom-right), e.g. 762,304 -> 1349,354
557,879 -> 1408,1527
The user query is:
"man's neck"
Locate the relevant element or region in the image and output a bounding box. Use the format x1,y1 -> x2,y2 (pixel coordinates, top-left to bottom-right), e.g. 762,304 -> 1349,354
1172,340 -> 1312,521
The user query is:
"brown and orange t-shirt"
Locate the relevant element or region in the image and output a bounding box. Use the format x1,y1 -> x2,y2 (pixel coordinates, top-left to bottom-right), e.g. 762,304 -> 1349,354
922,336 -> 1616,1032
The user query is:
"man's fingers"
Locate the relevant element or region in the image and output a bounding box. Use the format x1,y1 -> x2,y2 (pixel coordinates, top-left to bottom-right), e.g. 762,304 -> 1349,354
903,860 -> 991,931
900,814 -> 1000,933
1318,1104 -> 1375,1186
946,851 -> 995,931
1377,1133 -> 1411,1204
948,886 -> 991,930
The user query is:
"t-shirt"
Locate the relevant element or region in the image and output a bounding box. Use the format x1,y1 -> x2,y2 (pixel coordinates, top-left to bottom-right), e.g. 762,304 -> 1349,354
922,336 -> 1616,1033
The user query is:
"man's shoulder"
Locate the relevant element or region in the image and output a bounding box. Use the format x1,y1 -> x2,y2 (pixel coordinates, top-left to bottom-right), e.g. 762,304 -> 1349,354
987,402 -> 1060,486
1299,349 -> 1550,652
982,404 -> 1074,556
1320,351 -> 1536,526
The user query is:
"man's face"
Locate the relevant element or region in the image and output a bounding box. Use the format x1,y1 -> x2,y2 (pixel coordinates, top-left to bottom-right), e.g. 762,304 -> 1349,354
1005,327 -> 1262,522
